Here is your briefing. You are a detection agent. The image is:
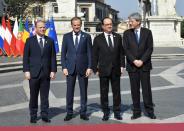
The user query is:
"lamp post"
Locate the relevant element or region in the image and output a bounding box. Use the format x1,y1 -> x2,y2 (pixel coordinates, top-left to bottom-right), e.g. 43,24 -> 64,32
75,0 -> 77,17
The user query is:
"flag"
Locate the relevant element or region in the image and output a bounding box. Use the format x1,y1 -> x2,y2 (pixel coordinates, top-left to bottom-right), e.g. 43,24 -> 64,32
2,17 -> 12,56
22,18 -> 30,43
30,18 -> 36,37
45,19 -> 50,36
48,17 -> 59,53
0,25 -> 4,55
4,19 -> 13,57
16,17 -> 25,56
11,17 -> 19,56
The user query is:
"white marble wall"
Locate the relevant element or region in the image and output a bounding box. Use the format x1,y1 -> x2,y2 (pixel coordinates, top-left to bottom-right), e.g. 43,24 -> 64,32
148,16 -> 182,46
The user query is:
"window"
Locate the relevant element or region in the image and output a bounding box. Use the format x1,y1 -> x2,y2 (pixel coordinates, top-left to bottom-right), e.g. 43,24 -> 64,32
33,6 -> 43,17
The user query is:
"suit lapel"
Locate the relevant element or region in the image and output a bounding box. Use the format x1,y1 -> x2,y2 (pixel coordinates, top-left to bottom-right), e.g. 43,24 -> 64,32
69,32 -> 75,49
131,29 -> 139,46
139,28 -> 144,45
112,33 -> 117,49
78,31 -> 84,48
101,33 -> 109,49
43,36 -> 49,53
34,36 -> 42,50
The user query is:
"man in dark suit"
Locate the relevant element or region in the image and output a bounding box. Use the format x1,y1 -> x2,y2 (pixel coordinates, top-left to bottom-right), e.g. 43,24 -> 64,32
23,19 -> 57,123
92,17 -> 125,121
61,17 -> 92,121
123,12 -> 156,120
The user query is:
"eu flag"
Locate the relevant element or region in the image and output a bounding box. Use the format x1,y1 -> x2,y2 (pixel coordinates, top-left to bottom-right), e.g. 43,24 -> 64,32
48,17 -> 59,53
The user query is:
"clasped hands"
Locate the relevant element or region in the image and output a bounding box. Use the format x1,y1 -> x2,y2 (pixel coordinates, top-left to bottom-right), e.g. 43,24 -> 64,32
133,60 -> 143,67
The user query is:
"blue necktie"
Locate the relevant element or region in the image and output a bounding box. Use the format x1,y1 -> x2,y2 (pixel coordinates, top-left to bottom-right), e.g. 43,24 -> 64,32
135,30 -> 139,44
75,33 -> 79,49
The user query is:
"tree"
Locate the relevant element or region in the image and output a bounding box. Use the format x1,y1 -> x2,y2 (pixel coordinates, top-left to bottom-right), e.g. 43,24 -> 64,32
5,0 -> 49,18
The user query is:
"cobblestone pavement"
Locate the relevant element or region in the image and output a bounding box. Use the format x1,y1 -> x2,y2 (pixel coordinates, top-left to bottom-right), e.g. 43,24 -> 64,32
0,47 -> 184,126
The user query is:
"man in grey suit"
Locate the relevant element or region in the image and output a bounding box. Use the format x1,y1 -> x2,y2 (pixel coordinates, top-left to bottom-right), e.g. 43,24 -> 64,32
123,12 -> 156,120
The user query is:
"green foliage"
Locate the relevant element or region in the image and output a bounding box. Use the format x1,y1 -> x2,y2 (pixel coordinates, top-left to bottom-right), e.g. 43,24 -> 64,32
5,0 -> 49,17
181,20 -> 184,38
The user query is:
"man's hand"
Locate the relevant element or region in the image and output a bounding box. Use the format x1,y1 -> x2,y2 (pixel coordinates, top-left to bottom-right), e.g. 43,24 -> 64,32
137,60 -> 143,67
121,67 -> 125,75
63,68 -> 68,76
86,68 -> 92,77
50,72 -> 56,80
96,71 -> 99,76
133,60 -> 139,67
133,60 -> 143,67
25,72 -> 31,80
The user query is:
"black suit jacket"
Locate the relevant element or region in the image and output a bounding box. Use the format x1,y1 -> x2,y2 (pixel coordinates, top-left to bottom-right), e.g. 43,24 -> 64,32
92,32 -> 125,77
123,27 -> 153,72
23,35 -> 57,78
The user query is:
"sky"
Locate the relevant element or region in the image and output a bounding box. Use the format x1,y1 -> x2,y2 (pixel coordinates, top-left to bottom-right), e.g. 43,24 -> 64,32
105,0 -> 184,19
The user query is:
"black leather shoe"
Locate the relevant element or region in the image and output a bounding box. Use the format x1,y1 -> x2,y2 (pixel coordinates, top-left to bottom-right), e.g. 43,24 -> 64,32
42,117 -> 51,123
114,114 -> 122,120
80,115 -> 89,121
102,113 -> 109,121
64,114 -> 73,121
30,117 -> 37,123
131,113 -> 141,120
147,113 -> 156,119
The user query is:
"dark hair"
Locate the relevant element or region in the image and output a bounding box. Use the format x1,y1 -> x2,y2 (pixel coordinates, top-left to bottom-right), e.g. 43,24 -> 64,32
71,17 -> 82,25
101,17 -> 113,25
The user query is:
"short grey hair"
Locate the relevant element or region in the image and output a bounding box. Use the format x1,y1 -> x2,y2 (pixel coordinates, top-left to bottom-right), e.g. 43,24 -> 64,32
35,17 -> 45,27
128,12 -> 142,22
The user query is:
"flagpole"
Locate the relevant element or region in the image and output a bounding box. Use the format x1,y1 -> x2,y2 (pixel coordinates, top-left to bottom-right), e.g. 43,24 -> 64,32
75,0 -> 77,17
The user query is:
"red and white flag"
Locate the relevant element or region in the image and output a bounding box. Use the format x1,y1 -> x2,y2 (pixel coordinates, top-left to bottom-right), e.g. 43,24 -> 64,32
11,17 -> 19,56
3,17 -> 12,56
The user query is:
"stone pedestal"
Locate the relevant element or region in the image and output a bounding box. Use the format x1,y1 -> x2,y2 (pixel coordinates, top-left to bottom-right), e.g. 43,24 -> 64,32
147,16 -> 182,47
44,0 -> 84,51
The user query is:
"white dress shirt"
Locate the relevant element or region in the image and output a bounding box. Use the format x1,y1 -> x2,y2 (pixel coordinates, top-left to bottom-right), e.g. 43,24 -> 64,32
36,35 -> 45,47
104,32 -> 114,47
73,31 -> 81,44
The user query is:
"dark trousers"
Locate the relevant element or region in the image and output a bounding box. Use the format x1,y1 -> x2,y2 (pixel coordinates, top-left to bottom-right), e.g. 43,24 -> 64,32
128,70 -> 154,114
29,70 -> 50,117
99,70 -> 121,114
66,71 -> 88,115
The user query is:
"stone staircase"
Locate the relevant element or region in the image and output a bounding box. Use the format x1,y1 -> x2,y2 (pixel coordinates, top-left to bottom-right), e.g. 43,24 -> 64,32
0,47 -> 184,73
0,55 -> 61,73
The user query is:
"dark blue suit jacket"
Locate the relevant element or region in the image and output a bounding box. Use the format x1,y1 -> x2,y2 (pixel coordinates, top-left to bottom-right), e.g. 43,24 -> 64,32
61,31 -> 92,75
23,35 -> 57,78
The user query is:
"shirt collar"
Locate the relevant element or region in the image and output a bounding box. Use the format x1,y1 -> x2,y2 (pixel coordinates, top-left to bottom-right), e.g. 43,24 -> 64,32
134,27 -> 141,32
104,32 -> 113,37
36,35 -> 44,40
73,31 -> 81,36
